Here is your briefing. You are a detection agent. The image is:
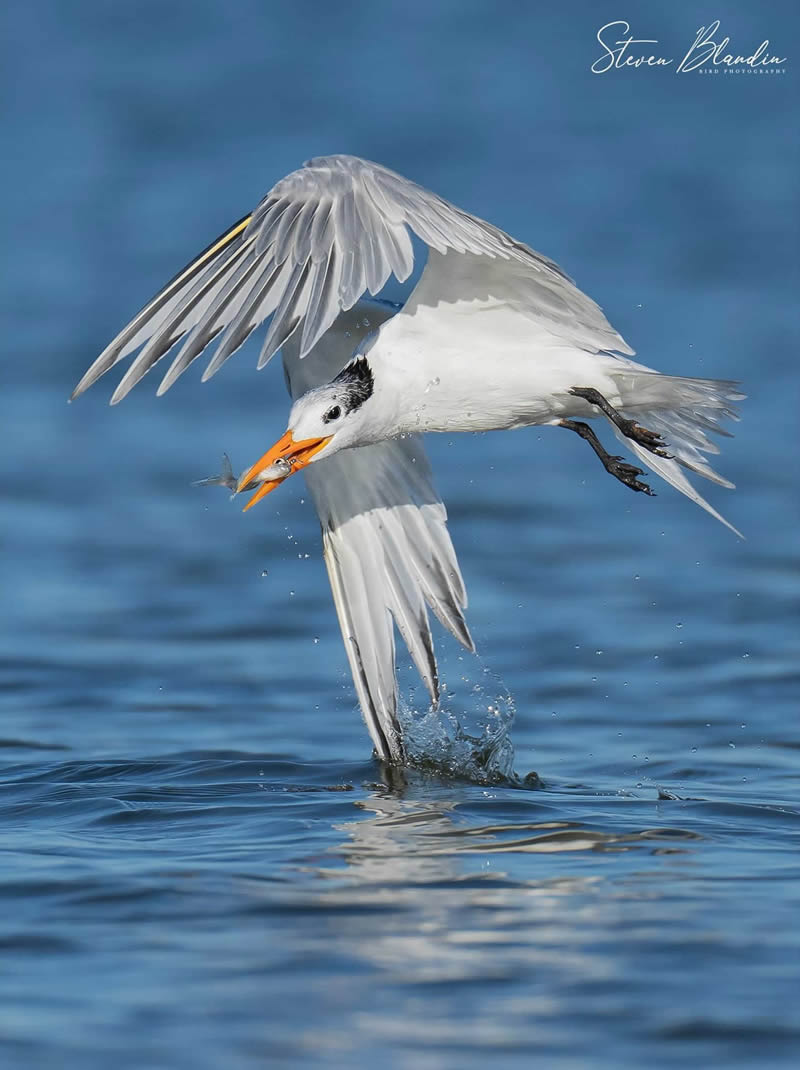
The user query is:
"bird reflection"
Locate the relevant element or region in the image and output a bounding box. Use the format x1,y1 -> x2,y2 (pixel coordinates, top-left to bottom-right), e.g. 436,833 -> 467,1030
288,773 -> 698,992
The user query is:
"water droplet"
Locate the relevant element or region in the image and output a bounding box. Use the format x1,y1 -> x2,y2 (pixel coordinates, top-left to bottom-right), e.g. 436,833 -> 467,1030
289,590 -> 295,597
313,637 -> 319,645
261,570 -> 269,578
742,652 -> 750,658
633,574 -> 640,581
691,746 -> 698,753
728,742 -> 736,749
676,622 -> 683,629
595,649 -> 603,656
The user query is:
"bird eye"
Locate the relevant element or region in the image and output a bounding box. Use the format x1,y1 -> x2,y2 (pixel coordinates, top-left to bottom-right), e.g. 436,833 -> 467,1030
323,405 -> 341,423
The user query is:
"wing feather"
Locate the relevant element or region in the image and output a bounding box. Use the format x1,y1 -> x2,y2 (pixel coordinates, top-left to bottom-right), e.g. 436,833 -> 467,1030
72,213 -> 253,399
305,435 -> 473,763
299,246 -> 337,355
142,251 -> 265,400
76,154 -> 627,403
309,197 -> 334,261
198,258 -> 288,379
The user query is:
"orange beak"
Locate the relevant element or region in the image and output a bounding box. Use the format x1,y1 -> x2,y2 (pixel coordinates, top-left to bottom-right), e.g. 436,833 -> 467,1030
236,430 -> 332,511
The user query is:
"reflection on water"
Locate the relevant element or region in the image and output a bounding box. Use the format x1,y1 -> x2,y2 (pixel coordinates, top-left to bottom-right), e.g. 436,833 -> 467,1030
2,754 -> 799,1067
326,782 -> 702,885
308,784 -> 705,966
271,781 -> 721,1051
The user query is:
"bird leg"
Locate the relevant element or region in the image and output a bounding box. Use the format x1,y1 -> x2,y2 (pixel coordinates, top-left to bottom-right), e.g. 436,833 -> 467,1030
559,419 -> 655,496
568,387 -> 670,456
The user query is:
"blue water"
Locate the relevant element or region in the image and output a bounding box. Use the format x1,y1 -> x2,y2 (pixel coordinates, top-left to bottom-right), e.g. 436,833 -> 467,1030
2,2 -> 799,1067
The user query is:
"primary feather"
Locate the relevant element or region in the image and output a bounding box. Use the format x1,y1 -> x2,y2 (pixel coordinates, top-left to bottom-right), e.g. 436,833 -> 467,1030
72,155 -> 629,403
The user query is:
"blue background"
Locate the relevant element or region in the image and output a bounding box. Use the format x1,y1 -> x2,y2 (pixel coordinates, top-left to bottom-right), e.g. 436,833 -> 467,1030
1,2 -> 798,1068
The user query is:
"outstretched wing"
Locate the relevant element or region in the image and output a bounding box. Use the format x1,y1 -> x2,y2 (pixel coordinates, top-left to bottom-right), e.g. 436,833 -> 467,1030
73,154 -> 625,405
279,301 -> 472,763
304,435 -> 473,763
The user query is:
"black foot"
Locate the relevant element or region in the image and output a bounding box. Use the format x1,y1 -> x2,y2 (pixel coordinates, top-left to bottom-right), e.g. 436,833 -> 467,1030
604,454 -> 655,495
568,387 -> 671,457
560,419 -> 655,496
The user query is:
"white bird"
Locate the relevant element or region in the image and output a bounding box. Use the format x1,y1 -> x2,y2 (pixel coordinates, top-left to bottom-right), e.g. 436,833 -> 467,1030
73,154 -> 743,764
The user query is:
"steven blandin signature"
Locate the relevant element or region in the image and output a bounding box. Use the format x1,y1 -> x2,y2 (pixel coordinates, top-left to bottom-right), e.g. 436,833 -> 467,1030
592,20 -> 787,74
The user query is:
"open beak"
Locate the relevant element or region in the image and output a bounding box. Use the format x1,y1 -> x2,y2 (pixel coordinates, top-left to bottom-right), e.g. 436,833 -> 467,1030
236,430 -> 332,511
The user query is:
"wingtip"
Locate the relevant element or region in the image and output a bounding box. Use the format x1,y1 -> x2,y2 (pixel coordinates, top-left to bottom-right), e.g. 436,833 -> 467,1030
69,378 -> 90,403
729,519 -> 745,540
427,670 -> 440,709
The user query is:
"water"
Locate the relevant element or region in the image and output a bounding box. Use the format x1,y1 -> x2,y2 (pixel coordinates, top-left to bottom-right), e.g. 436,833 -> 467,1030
2,2 -> 798,1067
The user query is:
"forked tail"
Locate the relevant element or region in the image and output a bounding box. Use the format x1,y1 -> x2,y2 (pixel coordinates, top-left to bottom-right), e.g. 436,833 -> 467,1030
610,369 -> 745,536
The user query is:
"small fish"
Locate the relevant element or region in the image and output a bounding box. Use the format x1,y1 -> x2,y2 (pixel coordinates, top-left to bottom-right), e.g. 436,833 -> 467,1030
253,456 -> 294,482
192,452 -> 294,499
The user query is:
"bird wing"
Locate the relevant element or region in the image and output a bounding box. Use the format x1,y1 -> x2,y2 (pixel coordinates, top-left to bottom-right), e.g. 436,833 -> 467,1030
280,301 -> 473,763
303,435 -> 474,763
73,154 -> 630,405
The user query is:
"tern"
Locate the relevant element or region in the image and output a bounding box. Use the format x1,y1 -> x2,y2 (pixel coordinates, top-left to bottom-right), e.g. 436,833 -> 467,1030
73,155 -> 743,763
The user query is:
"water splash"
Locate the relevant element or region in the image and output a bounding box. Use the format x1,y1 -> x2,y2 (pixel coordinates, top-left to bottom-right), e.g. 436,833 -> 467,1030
398,669 -> 519,785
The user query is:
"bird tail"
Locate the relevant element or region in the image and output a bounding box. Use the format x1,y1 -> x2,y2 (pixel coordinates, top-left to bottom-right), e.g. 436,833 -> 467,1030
610,369 -> 745,537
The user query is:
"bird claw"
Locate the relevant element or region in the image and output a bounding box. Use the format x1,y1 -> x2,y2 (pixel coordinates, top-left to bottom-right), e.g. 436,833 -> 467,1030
622,420 -> 671,457
605,456 -> 655,495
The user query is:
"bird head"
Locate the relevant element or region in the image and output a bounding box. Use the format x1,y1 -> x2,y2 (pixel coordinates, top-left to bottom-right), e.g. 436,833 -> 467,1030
236,356 -> 376,510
